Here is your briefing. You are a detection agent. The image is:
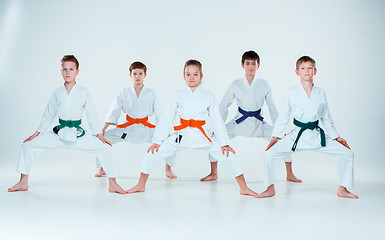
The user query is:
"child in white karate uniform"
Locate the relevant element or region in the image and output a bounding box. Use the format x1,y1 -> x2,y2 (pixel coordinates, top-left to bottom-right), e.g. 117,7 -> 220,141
259,56 -> 358,199
94,61 -> 177,179
8,55 -> 125,194
202,51 -> 301,183
126,60 -> 258,197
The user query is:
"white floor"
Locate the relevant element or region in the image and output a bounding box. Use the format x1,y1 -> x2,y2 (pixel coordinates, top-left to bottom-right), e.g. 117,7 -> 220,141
1,143 -> 384,240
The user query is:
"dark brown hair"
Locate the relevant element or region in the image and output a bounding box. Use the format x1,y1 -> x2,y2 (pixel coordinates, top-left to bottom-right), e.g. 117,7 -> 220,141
241,50 -> 260,65
184,59 -> 202,74
129,61 -> 147,73
61,55 -> 79,69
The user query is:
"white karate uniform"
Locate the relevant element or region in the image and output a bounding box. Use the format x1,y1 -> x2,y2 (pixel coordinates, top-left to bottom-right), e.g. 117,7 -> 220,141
264,84 -> 354,188
210,77 -> 292,163
140,85 -> 243,177
16,84 -> 119,178
95,86 -> 175,167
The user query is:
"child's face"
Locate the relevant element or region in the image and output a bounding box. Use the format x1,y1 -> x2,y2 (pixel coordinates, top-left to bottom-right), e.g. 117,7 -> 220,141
61,61 -> 79,83
241,59 -> 260,75
184,65 -> 203,89
130,68 -> 146,86
296,61 -> 317,81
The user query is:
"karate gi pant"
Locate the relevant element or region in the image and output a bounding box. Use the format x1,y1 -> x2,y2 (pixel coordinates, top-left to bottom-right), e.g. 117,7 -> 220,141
264,135 -> 354,188
141,137 -> 243,178
17,132 -> 119,178
209,122 -> 292,163
95,128 -> 176,168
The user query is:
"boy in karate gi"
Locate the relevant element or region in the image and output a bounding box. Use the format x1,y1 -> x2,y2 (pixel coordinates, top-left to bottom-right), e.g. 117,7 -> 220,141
201,51 -> 301,183
94,61 -> 177,179
259,56 -> 358,199
8,55 -> 125,194
126,60 -> 258,197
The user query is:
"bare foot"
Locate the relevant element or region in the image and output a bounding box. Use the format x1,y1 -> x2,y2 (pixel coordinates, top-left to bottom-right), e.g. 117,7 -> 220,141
240,187 -> 258,198
257,185 -> 276,198
126,184 -> 145,194
94,167 -> 106,177
165,164 -> 177,179
8,182 -> 29,192
108,178 -> 126,194
337,186 -> 358,199
286,174 -> 303,183
200,172 -> 218,182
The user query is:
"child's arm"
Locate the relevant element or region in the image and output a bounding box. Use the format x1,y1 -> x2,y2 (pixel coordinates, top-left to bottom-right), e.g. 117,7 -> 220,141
102,122 -> 116,134
105,90 -> 124,125
208,93 -> 230,147
264,83 -> 278,124
151,93 -> 178,145
152,91 -> 163,124
84,89 -> 102,135
320,91 -> 339,140
34,90 -> 59,136
218,83 -> 235,122
271,90 -> 292,139
320,91 -> 350,149
24,90 -> 58,143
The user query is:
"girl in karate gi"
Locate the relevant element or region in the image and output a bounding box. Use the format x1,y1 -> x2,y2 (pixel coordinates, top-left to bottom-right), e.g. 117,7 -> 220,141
8,55 -> 125,194
259,56 -> 358,199
201,51 -> 301,183
126,60 -> 258,197
94,61 -> 177,179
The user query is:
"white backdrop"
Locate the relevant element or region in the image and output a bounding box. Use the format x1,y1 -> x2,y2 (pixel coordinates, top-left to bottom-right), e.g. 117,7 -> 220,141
1,0 -> 384,175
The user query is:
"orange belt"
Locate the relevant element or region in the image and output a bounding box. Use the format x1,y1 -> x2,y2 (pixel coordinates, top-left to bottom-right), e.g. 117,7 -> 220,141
117,115 -> 156,129
173,118 -> 212,142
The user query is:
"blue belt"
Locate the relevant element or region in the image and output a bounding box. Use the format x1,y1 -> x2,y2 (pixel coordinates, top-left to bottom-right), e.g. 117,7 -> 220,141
291,119 -> 326,151
235,107 -> 264,124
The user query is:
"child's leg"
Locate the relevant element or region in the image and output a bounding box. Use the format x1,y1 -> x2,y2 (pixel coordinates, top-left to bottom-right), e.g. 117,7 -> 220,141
10,132 -> 66,192
200,160 -> 218,182
206,141 -> 258,197
75,135 -> 125,194
8,174 -> 29,192
201,122 -> 235,181
260,137 -> 294,198
165,156 -> 177,179
127,139 -> 180,193
318,138 -> 357,199
95,129 -> 122,177
263,123 -> 301,183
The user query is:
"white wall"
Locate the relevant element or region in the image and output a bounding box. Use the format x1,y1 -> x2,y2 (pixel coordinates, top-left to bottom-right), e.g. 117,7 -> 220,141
1,0 -> 384,173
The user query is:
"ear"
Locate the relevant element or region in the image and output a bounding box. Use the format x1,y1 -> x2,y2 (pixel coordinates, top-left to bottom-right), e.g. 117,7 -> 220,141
76,69 -> 79,76
295,69 -> 299,76
200,73 -> 204,80
241,63 -> 245,69
313,69 -> 317,75
129,73 -> 132,78
256,63 -> 261,70
144,73 -> 147,78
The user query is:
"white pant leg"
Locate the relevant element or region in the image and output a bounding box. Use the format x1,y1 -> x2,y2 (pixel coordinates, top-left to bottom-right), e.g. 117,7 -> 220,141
141,138 -> 181,174
209,122 -> 235,162
95,128 -> 124,168
74,134 -> 119,178
262,123 -> 292,163
205,137 -> 243,178
264,135 -> 354,188
17,132 -> 119,178
17,132 -> 64,175
317,138 -> 354,188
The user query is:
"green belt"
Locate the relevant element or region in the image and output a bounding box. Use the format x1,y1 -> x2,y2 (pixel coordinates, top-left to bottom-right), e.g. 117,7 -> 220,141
53,119 -> 85,138
291,119 -> 326,151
